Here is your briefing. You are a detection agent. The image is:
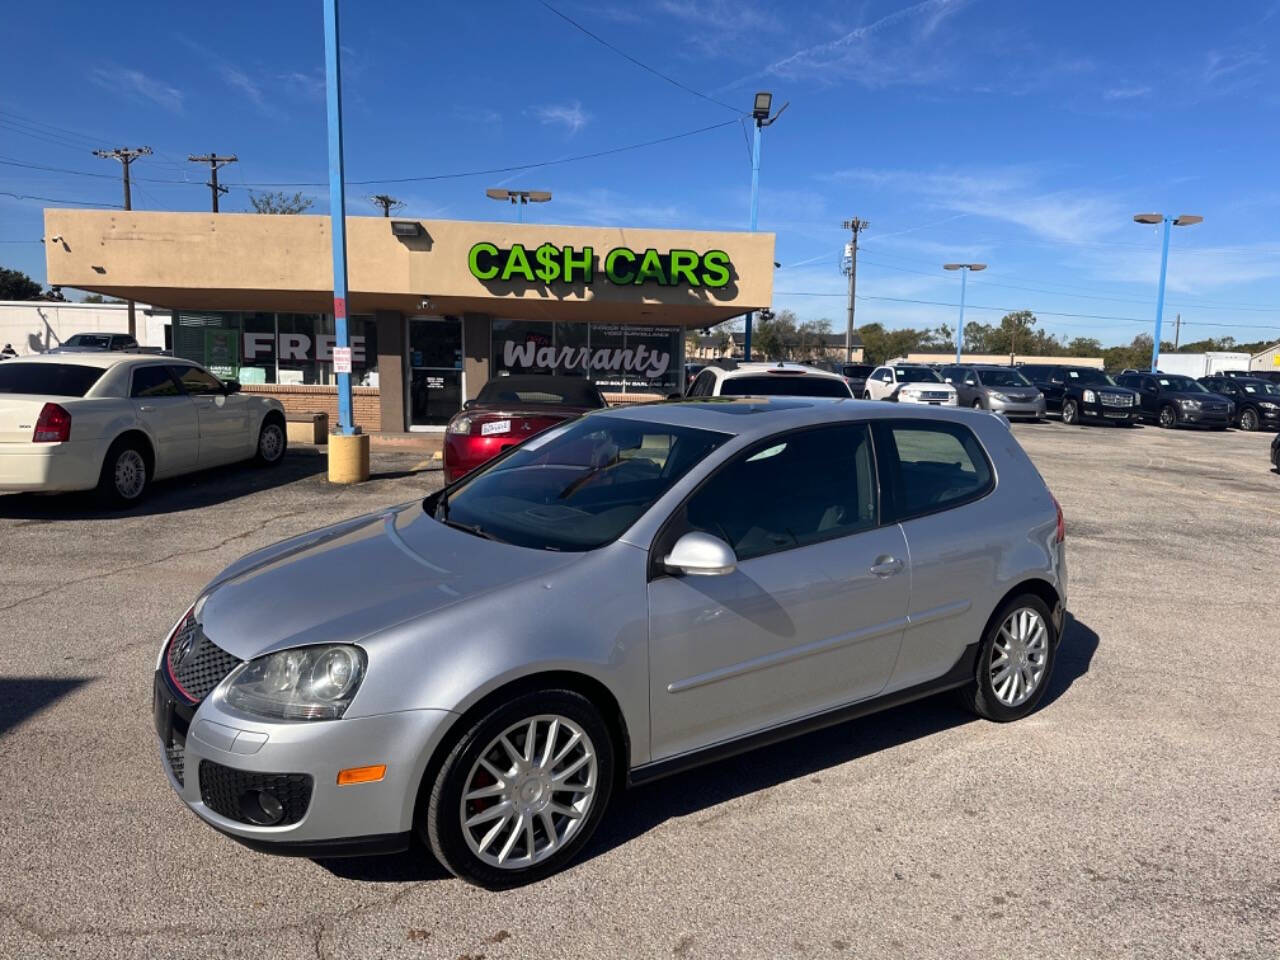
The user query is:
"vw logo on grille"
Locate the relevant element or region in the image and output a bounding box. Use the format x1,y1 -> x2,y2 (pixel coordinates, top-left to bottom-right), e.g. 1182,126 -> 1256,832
172,623 -> 197,664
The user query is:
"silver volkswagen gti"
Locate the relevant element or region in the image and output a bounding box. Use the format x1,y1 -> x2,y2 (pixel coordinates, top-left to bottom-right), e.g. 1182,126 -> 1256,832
154,397 -> 1067,888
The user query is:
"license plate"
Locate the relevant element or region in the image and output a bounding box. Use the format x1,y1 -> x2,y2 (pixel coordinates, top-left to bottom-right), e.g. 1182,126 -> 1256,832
480,419 -> 511,437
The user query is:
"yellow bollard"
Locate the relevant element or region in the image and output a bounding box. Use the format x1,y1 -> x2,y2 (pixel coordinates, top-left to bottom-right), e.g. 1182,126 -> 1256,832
328,431 -> 370,484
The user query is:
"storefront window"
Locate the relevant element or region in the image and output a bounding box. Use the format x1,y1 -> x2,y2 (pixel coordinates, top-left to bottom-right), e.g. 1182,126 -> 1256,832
173,311 -> 377,386
490,320 -> 681,395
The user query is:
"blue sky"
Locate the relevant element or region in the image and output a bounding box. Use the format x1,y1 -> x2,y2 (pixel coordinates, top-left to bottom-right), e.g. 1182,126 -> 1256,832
3,0 -> 1279,347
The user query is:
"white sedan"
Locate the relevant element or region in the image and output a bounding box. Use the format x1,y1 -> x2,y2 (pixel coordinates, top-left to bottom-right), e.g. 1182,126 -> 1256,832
0,354 -> 286,505
863,364 -> 959,405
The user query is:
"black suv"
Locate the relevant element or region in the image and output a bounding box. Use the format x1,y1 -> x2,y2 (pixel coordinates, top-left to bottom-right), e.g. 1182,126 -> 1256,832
1115,372 -> 1232,429
1019,364 -> 1140,426
1225,369 -> 1280,385
1200,375 -> 1280,431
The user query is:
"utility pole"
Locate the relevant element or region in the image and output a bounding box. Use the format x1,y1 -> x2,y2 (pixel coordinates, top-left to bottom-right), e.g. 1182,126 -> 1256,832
370,194 -> 403,217
1173,312 -> 1181,350
187,153 -> 238,212
93,146 -> 152,337
842,218 -> 869,362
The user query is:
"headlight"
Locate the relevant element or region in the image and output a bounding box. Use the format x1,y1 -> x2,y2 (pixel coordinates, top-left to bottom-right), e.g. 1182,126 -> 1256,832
224,645 -> 367,720
1082,389 -> 1096,403
1179,399 -> 1201,410
1260,402 -> 1278,411
447,416 -> 473,435
989,391 -> 1009,402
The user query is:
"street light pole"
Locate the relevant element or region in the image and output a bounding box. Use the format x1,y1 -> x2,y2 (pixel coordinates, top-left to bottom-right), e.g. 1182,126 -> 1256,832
744,92 -> 787,362
944,263 -> 986,363
1134,213 -> 1202,373
323,0 -> 354,437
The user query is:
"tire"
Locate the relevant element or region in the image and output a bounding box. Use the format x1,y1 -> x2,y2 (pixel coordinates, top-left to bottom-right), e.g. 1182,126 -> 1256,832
1061,399 -> 1079,425
862,391 -> 872,400
971,398 -> 984,410
95,436 -> 149,506
960,593 -> 1058,723
1158,404 -> 1178,429
421,689 -> 615,889
1240,407 -> 1260,432
255,416 -> 287,466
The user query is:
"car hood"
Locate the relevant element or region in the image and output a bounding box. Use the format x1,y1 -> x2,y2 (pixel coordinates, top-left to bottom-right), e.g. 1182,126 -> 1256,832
1165,391 -> 1225,403
987,386 -> 1040,398
197,502 -> 581,661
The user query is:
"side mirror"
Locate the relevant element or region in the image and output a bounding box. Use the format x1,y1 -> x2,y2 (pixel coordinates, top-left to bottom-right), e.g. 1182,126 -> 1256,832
223,379 -> 242,394
663,532 -> 736,577
463,398 -> 476,409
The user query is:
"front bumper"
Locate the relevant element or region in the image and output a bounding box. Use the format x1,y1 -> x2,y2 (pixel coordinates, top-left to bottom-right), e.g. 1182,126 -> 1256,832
897,393 -> 958,406
1080,401 -> 1139,423
155,671 -> 456,851
988,396 -> 1046,418
0,440 -> 102,493
1178,408 -> 1231,427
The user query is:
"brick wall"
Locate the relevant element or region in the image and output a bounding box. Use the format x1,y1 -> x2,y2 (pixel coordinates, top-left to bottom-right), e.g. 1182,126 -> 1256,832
243,384 -> 382,433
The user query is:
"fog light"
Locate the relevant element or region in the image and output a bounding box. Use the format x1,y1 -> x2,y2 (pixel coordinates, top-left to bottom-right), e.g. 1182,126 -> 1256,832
238,789 -> 285,825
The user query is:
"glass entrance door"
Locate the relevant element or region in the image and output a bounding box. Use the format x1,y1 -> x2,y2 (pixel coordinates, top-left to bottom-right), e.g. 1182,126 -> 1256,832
407,316 -> 464,430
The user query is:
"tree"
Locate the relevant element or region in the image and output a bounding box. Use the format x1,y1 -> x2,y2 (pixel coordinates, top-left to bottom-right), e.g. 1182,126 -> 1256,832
0,266 -> 42,301
248,190 -> 315,215
82,294 -> 124,304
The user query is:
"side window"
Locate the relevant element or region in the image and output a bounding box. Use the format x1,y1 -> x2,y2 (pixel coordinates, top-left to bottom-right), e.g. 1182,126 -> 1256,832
964,371 -> 978,385
879,369 -> 893,382
131,365 -> 181,398
684,425 -> 877,562
691,370 -> 715,397
875,421 -> 993,520
171,365 -> 224,395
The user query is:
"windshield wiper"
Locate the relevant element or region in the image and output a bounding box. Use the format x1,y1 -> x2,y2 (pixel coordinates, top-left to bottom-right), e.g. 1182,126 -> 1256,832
440,517 -> 507,543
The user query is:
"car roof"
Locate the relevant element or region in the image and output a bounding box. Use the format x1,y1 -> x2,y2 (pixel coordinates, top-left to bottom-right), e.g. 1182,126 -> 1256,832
594,396 -> 990,441
5,353 -> 185,369
717,362 -> 845,381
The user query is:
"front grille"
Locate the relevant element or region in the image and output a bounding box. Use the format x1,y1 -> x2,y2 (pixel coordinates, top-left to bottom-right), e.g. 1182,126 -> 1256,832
1100,393 -> 1133,407
199,760 -> 313,826
165,742 -> 186,787
1203,403 -> 1227,413
167,616 -> 241,702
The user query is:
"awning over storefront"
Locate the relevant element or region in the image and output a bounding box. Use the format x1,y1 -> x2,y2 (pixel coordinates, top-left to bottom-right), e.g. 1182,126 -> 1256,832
44,211 -> 775,328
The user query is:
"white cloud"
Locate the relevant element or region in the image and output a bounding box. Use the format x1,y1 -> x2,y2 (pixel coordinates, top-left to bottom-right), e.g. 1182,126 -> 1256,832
88,66 -> 184,113
1103,85 -> 1151,100
220,66 -> 269,112
530,101 -> 591,135
555,188 -> 689,227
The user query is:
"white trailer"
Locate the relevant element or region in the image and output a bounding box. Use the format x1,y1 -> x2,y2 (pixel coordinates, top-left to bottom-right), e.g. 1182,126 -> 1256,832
1157,352 -> 1250,377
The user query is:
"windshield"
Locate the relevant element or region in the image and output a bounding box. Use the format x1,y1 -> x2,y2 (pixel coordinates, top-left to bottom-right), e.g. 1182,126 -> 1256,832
475,376 -> 604,408
894,367 -> 943,383
436,416 -> 729,551
977,369 -> 1032,387
64,334 -> 112,349
720,376 -> 852,398
1066,368 -> 1114,386
841,365 -> 873,378
0,362 -> 105,397
1158,375 -> 1207,393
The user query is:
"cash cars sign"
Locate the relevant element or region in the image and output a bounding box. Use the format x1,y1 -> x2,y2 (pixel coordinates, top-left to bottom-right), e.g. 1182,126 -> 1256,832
467,242 -> 732,289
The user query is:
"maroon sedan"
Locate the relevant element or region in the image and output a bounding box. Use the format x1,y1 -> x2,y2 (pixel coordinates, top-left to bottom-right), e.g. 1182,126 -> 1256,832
443,375 -> 607,483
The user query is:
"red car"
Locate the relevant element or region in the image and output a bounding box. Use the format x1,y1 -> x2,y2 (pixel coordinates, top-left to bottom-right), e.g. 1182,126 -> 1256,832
443,375 -> 607,483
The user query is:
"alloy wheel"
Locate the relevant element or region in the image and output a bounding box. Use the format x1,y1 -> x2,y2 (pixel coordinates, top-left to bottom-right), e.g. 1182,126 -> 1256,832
1241,408 -> 1258,432
114,449 -> 146,500
989,607 -> 1049,708
259,423 -> 285,461
460,715 -> 598,870
1159,405 -> 1176,428
1062,400 -> 1077,425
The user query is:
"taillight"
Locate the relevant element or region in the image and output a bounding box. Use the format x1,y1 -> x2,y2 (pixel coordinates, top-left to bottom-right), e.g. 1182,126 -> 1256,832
1050,493 -> 1065,544
33,402 -> 72,443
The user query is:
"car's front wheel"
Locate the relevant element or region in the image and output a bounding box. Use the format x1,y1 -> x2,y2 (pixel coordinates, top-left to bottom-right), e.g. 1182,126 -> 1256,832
1158,404 -> 1178,428
1240,407 -> 1260,432
971,398 -> 983,410
863,391 -> 872,400
422,689 -> 614,888
1061,399 -> 1079,425
961,594 -> 1058,722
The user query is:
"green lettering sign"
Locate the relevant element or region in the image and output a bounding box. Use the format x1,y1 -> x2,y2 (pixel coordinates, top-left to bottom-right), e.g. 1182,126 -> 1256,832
701,250 -> 731,289
563,245 -> 593,284
501,243 -> 535,282
468,242 -> 500,280
605,247 -> 637,285
468,242 -> 734,289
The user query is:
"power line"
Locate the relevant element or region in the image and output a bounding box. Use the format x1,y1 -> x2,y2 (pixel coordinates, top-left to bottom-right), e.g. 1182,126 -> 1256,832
0,190 -> 120,208
534,0 -> 742,114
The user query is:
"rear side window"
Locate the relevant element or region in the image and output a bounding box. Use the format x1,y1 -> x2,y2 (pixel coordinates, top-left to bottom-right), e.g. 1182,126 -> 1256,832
685,424 -> 877,561
0,362 -> 105,397
689,369 -> 716,397
131,365 -> 181,398
874,421 -> 993,521
720,376 -> 851,398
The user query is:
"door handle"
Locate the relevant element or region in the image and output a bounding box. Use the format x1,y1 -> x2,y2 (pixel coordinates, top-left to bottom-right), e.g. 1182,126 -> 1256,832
138,405 -> 154,412
870,556 -> 904,577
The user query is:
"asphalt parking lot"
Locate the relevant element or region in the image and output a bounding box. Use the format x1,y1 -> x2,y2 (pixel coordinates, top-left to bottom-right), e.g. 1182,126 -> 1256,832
1,423 -> 1277,960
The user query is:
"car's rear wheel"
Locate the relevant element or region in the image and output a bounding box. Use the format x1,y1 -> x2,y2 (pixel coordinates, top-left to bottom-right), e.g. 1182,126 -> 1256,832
1061,399 -> 1079,425
95,437 -> 149,506
1158,404 -> 1178,428
422,689 -> 614,888
255,416 -> 287,466
1240,407 -> 1260,432
961,594 -> 1058,722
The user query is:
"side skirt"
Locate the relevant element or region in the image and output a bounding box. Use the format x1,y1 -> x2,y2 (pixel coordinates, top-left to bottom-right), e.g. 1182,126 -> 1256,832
628,642 -> 979,787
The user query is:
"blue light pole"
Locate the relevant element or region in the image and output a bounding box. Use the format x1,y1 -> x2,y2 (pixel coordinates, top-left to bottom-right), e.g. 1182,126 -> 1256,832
744,92 -> 786,362
1134,213 -> 1202,373
323,0 -> 354,435
943,262 -> 986,363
